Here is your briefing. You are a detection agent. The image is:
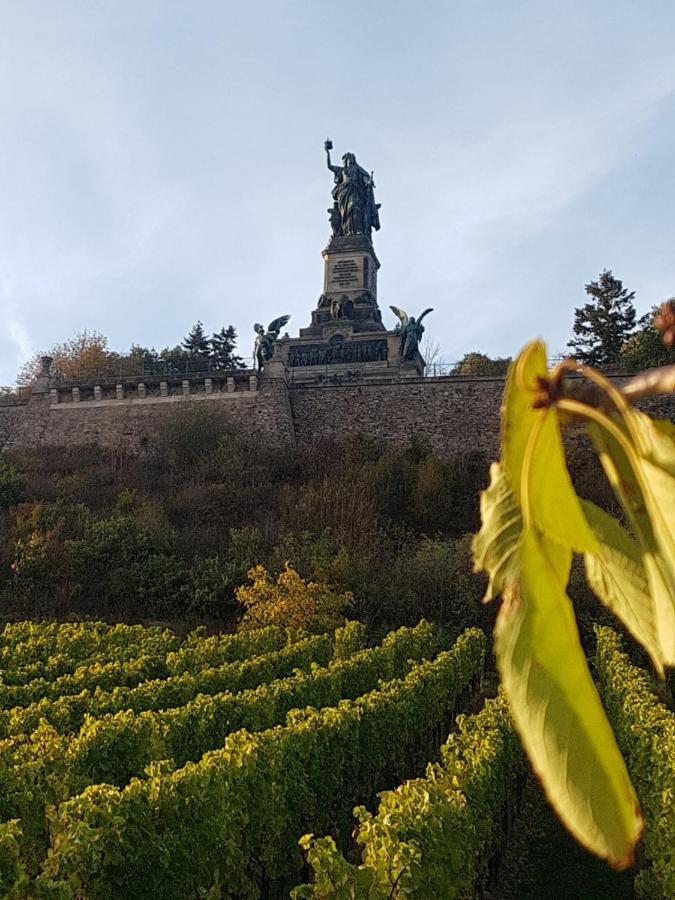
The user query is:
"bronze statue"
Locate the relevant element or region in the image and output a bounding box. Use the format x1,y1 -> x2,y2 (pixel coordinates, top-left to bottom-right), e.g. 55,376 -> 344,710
325,138 -> 381,237
330,295 -> 353,319
328,203 -> 341,236
253,315 -> 290,369
390,306 -> 434,361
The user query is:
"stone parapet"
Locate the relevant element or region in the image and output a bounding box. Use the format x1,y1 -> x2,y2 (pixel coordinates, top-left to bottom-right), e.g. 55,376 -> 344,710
1,372 -> 672,457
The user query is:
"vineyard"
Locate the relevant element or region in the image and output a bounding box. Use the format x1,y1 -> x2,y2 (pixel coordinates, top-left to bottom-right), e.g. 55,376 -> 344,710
0,618 -> 671,898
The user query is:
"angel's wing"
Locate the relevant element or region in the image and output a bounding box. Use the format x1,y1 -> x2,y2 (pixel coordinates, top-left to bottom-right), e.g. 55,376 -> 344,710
417,308 -> 434,324
389,306 -> 409,327
267,314 -> 291,336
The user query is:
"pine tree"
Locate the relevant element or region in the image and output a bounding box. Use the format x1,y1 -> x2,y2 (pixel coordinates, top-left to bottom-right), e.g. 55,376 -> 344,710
567,270 -> 638,368
210,326 -> 245,370
181,321 -> 211,367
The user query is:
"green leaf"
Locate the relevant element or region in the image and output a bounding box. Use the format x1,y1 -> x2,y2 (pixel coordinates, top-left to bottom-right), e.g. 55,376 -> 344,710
471,462 -> 522,602
588,413 -> 675,671
494,529 -> 642,868
502,341 -> 598,553
582,500 -> 674,675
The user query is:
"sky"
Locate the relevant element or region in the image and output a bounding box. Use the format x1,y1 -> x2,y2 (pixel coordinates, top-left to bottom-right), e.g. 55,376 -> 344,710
2,0 -> 675,384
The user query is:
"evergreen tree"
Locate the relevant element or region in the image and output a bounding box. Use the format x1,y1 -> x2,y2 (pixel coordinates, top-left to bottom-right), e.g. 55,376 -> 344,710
181,321 -> 211,368
567,270 -> 638,367
210,325 -> 245,370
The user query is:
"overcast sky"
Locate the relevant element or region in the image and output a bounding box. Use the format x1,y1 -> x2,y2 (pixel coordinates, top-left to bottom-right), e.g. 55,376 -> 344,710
2,1 -> 675,384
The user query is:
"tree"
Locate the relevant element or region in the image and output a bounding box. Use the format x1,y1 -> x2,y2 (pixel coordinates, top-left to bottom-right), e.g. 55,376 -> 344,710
450,351 -> 511,376
126,344 -> 161,376
17,330 -> 119,385
567,270 -> 638,367
235,563 -> 352,633
210,326 -> 245,370
157,345 -> 189,375
620,303 -> 675,372
181,321 -> 211,367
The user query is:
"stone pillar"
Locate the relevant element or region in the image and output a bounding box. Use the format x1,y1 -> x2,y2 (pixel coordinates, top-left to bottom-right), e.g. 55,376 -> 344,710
204,378 -> 213,395
248,373 -> 258,392
160,381 -> 168,397
182,380 -> 190,396
72,387 -> 80,403
50,389 -> 59,403
226,377 -> 235,393
138,383 -> 146,399
94,385 -> 102,401
116,384 -> 124,400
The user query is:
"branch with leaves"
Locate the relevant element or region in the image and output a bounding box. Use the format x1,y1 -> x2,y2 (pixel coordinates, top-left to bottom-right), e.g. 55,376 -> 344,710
472,340 -> 674,869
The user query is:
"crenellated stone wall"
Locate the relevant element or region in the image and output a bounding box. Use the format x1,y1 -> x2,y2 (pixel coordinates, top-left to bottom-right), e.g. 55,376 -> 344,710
0,370 -> 672,458
0,373 -> 296,454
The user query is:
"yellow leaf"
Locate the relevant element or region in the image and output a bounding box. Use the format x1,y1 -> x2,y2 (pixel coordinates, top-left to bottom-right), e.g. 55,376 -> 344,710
502,341 -> 597,553
495,529 -> 642,867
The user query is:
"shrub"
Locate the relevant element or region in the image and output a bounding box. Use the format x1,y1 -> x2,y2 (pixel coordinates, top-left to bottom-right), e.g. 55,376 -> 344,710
0,458 -> 24,510
236,563 -> 352,633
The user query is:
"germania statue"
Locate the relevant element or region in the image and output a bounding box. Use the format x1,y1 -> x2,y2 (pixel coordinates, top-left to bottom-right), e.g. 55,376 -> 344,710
325,138 -> 381,238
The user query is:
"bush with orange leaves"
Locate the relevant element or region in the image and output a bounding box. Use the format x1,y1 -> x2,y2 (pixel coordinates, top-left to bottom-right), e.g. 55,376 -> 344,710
235,563 -> 352,633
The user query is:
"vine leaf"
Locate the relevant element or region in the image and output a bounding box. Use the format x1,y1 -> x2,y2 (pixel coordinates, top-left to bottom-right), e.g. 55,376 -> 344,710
582,500 -> 674,675
472,462 -> 522,602
494,529 -> 643,868
502,341 -> 598,554
589,413 -> 675,670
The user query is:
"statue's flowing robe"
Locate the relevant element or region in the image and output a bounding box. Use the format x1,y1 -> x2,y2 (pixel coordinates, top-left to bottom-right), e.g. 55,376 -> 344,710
333,164 -> 369,235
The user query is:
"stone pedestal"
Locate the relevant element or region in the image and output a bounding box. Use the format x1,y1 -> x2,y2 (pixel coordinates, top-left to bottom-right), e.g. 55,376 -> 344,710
300,234 -> 384,339
259,227 -> 426,384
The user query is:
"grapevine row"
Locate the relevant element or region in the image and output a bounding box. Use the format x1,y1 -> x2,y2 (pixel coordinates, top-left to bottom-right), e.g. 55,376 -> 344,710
0,632 -> 331,741
0,622 -> 297,686
0,625 -> 309,716
594,626 -> 675,900
0,621 -> 179,668
294,691 -> 522,898
0,622 -> 443,867
29,628 -> 486,898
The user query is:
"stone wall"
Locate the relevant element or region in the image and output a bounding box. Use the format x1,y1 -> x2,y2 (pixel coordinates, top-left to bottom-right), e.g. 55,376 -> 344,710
0,375 -> 295,454
1,372 -> 672,458
289,375 -> 505,456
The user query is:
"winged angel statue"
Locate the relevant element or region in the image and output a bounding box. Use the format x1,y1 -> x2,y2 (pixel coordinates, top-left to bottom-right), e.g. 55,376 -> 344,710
253,315 -> 291,369
389,306 -> 434,361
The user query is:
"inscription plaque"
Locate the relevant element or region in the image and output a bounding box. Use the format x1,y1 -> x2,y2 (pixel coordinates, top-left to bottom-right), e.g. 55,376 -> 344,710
329,257 -> 360,289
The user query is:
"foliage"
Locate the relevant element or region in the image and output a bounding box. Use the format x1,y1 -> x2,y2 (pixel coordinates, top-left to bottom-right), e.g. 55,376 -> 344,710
450,351 -> 511,376
16,330 -> 115,385
620,303 -> 675,372
15,322 -> 248,385
567,269 -> 638,367
472,339 -> 674,867
181,319 -> 211,362
32,628 -> 485,897
595,627 -> 675,899
331,620 -> 367,659
295,692 -> 522,898
0,458 -> 24,510
0,428 -> 493,629
0,622 -> 448,874
236,563 -> 353,633
210,325 -> 245,369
